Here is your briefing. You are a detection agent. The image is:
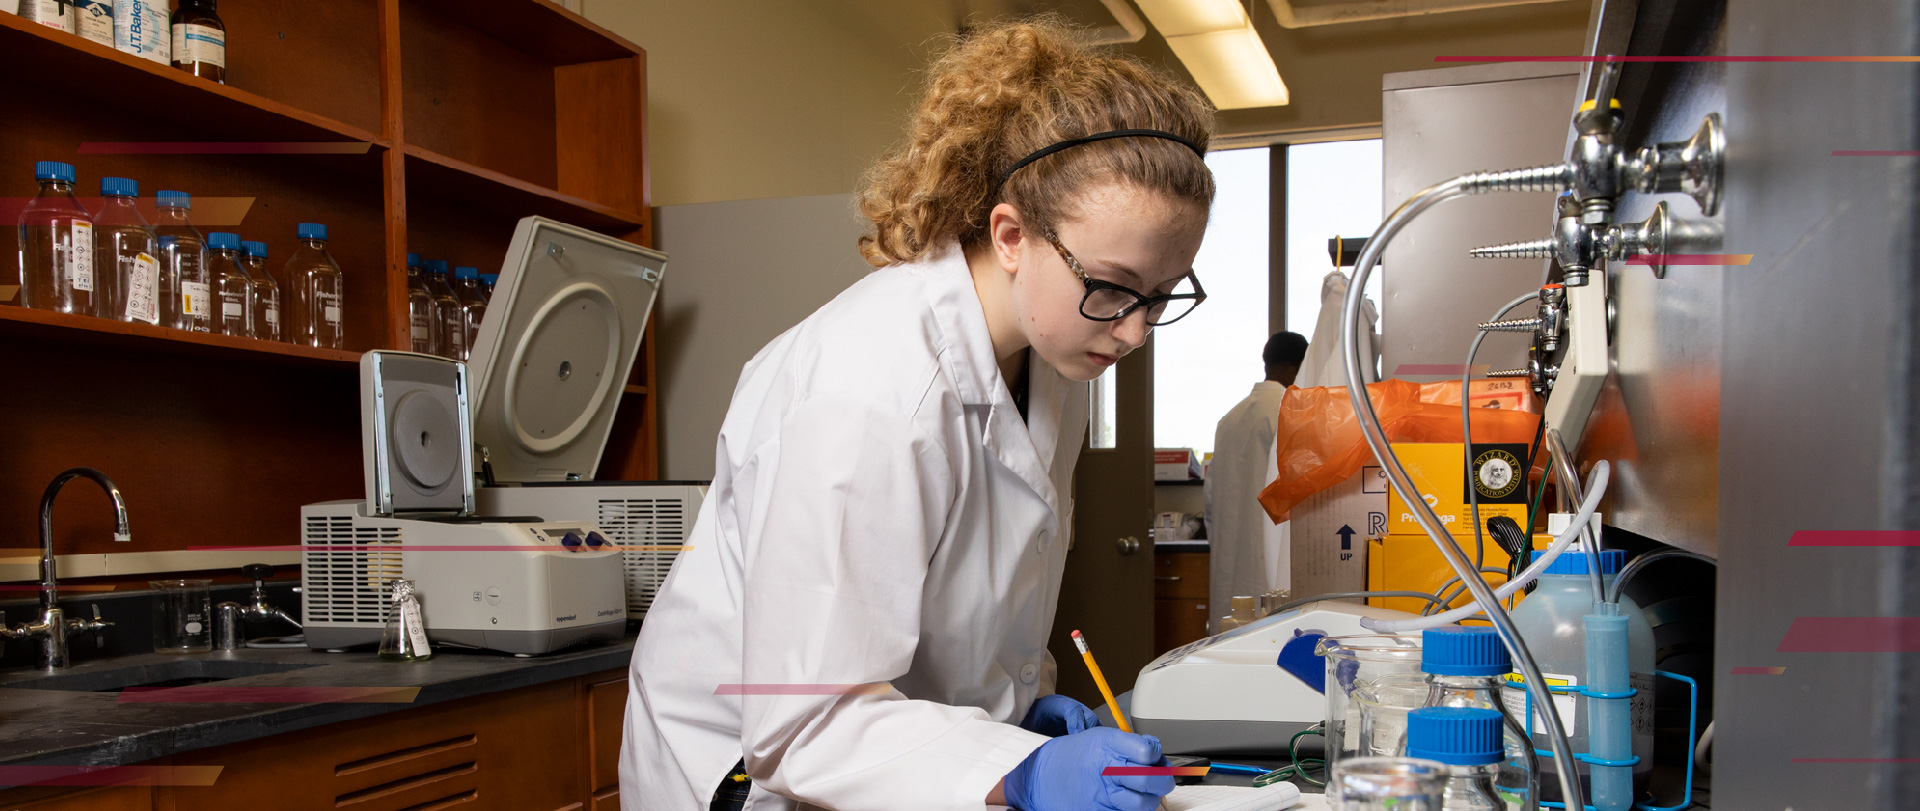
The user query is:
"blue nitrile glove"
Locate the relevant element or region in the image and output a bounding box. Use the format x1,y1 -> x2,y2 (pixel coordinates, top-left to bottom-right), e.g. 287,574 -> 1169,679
1020,694 -> 1100,737
1003,727 -> 1173,811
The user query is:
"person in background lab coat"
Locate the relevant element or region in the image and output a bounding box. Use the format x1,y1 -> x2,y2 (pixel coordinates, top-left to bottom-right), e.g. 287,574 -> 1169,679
621,20 -> 1216,811
1203,332 -> 1307,634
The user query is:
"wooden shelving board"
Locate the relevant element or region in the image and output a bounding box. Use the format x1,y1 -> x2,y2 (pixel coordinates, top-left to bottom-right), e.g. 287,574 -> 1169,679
0,306 -> 360,369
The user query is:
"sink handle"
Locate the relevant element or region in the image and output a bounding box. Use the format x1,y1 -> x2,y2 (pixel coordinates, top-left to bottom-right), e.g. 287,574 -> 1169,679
91,605 -> 112,648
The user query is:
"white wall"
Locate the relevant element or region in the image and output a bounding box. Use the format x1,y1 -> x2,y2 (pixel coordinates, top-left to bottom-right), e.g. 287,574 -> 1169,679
653,194 -> 872,479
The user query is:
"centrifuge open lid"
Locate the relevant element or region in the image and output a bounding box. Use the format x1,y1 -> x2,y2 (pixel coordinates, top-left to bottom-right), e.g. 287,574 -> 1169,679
466,216 -> 667,482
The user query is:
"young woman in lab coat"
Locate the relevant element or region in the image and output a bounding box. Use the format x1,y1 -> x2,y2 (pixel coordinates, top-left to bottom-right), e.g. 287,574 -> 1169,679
621,19 -> 1214,811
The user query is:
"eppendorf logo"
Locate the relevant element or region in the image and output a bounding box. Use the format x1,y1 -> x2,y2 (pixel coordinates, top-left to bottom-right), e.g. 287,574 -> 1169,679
597,609 -> 622,617
555,614 -> 577,623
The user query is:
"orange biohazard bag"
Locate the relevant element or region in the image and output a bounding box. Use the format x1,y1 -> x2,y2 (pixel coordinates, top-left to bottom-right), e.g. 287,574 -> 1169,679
1257,379 -> 1541,522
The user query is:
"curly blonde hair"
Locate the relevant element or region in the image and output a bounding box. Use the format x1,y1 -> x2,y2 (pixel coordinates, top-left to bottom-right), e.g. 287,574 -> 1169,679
857,17 -> 1216,267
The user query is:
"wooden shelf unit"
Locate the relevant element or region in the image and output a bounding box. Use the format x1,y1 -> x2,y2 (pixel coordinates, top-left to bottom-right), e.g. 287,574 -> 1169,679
0,0 -> 655,563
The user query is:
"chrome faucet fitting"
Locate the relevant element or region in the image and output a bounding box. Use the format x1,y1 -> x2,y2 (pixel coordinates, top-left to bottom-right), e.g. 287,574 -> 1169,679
4,468 -> 129,669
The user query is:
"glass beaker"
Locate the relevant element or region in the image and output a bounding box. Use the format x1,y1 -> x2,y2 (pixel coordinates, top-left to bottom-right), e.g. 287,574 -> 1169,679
150,579 -> 213,654
1356,672 -> 1432,758
1318,634 -> 1425,767
1329,756 -> 1449,810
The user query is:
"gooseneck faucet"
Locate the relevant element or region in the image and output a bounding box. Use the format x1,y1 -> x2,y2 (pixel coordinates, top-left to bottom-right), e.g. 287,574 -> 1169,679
4,468 -> 128,669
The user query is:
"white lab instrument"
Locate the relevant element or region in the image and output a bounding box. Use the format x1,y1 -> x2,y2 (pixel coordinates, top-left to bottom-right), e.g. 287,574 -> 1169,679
300,348 -> 628,655
459,217 -> 700,621
1131,600 -> 1418,756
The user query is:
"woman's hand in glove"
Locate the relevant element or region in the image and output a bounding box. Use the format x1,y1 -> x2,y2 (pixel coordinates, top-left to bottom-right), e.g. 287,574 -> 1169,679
1002,727 -> 1173,811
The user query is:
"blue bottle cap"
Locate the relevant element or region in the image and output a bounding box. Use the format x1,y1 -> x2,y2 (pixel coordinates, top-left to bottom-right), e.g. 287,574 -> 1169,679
1422,626 -> 1512,677
1406,707 -> 1504,766
243,240 -> 269,259
208,232 -> 242,251
424,259 -> 450,275
156,190 -> 192,208
297,223 -> 329,241
1544,548 -> 1627,576
407,252 -> 421,268
454,266 -> 479,279
158,236 -> 179,247
35,161 -> 76,183
101,176 -> 139,197
480,273 -> 499,285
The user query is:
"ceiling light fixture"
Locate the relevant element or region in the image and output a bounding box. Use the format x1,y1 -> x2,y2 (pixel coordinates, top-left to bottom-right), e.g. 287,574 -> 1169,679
1131,0 -> 1291,109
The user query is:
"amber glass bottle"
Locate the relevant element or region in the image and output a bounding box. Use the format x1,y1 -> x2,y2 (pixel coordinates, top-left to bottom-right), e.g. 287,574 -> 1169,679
170,0 -> 227,84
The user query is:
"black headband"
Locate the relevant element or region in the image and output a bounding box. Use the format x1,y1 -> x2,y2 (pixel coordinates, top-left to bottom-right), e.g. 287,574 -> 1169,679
995,129 -> 1205,192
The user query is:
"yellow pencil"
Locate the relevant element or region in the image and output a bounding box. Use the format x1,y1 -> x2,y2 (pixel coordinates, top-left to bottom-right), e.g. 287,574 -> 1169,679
1070,629 -> 1131,733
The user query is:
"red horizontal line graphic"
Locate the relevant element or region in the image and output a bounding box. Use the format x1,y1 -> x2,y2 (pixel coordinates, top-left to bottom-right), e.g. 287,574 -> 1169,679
189,544 -> 688,552
1102,767 -> 1212,776
713,683 -> 894,696
1730,666 -> 1786,675
1626,254 -> 1753,266
0,197 -> 254,226
78,142 -> 373,154
1394,364 -> 1491,376
1438,56 -> 1920,63
1789,531 -> 1920,546
0,584 -> 117,592
118,685 -> 421,704
1834,150 -> 1920,156
0,765 -> 223,787
1778,617 -> 1920,652
1791,758 -> 1920,764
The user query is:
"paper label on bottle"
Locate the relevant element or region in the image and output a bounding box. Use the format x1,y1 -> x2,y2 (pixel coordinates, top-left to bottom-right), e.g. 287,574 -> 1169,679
114,0 -> 171,64
1503,672 -> 1578,737
21,0 -> 74,33
265,304 -> 280,326
182,281 -> 211,317
125,252 -> 160,323
172,22 -> 225,68
222,301 -> 242,319
402,599 -> 431,655
73,0 -> 114,44
68,221 -> 94,291
320,293 -> 343,327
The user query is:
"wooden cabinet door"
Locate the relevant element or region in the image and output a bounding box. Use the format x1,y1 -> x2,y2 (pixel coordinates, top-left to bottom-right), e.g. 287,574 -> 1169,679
160,680 -> 580,811
585,669 -> 629,803
7,786 -> 150,810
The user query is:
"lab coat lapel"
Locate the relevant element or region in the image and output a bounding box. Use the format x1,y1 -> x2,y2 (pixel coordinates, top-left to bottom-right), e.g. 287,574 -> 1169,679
919,246 -> 1062,514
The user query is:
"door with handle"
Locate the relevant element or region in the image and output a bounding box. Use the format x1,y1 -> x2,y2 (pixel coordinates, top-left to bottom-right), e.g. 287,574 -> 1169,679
1048,342 -> 1155,708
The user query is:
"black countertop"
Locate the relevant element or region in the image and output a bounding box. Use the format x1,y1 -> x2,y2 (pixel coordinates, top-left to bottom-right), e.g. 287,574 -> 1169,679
0,632 -> 634,783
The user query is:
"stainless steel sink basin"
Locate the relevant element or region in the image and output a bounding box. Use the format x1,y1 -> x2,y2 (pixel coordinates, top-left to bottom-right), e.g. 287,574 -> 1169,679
0,660 -> 321,693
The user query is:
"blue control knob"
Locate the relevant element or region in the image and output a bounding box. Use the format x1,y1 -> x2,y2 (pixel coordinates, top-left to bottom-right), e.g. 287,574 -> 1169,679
560,532 -> 583,549
586,531 -> 608,548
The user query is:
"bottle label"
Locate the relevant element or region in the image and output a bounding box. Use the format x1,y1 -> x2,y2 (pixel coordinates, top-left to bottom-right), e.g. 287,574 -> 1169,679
182,281 -> 211,318
1502,672 -> 1579,737
320,293 -> 343,327
21,0 -> 74,33
114,0 -> 171,64
125,252 -> 160,324
402,598 -> 431,656
68,221 -> 94,292
266,304 -> 280,326
222,302 -> 242,319
172,22 -> 225,68
73,0 -> 114,45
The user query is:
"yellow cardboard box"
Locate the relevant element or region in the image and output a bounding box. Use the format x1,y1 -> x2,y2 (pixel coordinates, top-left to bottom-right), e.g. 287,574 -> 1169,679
1367,533 -> 1550,615
1386,443 -> 1465,535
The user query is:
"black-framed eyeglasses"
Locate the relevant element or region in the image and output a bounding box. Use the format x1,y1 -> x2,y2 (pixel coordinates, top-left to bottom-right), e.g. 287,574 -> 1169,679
1045,230 -> 1206,326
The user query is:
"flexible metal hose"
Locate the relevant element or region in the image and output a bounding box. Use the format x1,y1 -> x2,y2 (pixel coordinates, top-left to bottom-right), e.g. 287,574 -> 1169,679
1339,172 -> 1588,810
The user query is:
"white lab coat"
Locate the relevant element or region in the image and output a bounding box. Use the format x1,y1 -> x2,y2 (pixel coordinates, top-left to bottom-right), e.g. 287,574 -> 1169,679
1203,381 -> 1288,634
621,245 -> 1089,811
1294,269 -> 1378,390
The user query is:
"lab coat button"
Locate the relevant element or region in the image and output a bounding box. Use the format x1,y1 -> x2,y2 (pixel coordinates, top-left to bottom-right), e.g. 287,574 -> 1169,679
1019,663 -> 1038,684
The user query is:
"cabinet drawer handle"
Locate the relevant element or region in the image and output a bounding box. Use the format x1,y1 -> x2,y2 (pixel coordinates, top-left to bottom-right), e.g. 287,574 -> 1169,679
1155,576 -> 1182,582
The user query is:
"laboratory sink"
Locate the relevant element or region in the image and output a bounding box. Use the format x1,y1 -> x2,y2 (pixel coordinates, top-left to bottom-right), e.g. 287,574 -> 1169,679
0,660 -> 321,693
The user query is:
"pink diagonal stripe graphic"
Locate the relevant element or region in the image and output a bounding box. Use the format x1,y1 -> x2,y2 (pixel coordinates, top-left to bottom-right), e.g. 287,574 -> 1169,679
1102,767 -> 1211,776
1625,254 -> 1753,266
117,685 -> 422,704
1438,56 -> 1920,63
78,141 -> 374,154
0,197 -> 254,226
1777,617 -> 1920,652
0,765 -> 223,787
1791,759 -> 1920,764
190,544 -> 688,552
1730,666 -> 1786,675
1789,531 -> 1920,546
1834,151 -> 1920,156
714,683 -> 894,696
